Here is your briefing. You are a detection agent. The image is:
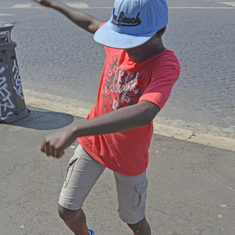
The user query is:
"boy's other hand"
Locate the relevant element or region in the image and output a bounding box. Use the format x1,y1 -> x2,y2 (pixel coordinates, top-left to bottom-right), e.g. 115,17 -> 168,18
33,0 -> 57,8
40,124 -> 77,159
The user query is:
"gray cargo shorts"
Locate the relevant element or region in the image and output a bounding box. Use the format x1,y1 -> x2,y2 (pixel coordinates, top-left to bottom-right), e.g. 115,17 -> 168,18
58,145 -> 148,224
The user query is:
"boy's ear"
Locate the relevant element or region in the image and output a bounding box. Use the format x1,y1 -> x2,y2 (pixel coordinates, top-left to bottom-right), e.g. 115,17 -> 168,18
156,26 -> 166,38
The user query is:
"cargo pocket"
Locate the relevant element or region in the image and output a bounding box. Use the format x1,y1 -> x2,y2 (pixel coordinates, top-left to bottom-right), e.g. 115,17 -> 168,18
131,181 -> 148,211
63,156 -> 78,189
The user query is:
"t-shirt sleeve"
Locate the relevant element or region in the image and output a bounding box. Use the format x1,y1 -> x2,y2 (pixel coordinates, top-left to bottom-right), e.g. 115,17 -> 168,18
139,56 -> 180,110
99,22 -> 106,28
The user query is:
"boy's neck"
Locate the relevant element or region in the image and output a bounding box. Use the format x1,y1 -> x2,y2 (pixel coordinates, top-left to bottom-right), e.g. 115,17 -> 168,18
152,38 -> 166,56
125,37 -> 166,63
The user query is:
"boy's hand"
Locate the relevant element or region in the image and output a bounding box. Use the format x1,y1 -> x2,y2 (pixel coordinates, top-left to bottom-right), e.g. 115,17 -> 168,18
33,0 -> 101,34
33,0 -> 56,8
41,124 -> 77,158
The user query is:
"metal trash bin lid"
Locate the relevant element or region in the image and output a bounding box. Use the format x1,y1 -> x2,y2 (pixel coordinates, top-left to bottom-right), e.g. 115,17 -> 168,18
0,20 -> 13,30
0,21 -> 14,44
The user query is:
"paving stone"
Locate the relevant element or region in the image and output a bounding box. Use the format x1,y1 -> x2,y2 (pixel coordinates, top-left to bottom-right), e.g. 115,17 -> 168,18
1,0 -> 234,138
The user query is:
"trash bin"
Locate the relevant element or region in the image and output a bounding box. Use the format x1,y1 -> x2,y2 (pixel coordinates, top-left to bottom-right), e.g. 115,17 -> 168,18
0,20 -> 29,122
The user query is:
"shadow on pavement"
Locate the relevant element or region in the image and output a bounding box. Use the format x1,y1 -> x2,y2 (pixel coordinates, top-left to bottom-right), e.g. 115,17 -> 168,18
1,106 -> 74,130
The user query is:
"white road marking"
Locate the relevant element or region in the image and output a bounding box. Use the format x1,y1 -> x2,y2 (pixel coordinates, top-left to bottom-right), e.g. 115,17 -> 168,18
11,4 -> 32,9
0,14 -> 14,16
67,3 -> 89,9
220,2 -> 235,7
169,7 -> 234,9
6,3 -> 235,9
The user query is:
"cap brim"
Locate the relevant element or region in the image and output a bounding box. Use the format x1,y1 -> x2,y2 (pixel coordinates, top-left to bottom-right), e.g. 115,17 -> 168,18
94,21 -> 156,49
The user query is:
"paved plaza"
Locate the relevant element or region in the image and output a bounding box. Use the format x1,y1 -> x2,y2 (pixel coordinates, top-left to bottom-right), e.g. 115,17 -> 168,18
0,0 -> 234,138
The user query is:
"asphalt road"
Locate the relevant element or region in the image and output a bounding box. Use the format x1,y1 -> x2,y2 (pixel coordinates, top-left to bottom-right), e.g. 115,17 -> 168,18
0,108 -> 234,235
0,0 -> 234,138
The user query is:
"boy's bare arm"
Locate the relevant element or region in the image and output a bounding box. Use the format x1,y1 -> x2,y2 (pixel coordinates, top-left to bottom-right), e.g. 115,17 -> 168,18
34,0 -> 101,34
41,101 -> 160,158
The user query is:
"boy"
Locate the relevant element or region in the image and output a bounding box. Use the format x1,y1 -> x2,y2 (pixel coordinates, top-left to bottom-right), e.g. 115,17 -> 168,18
35,0 -> 180,234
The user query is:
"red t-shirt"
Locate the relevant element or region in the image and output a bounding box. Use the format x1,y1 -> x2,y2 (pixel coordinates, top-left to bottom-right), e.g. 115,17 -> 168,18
78,47 -> 180,176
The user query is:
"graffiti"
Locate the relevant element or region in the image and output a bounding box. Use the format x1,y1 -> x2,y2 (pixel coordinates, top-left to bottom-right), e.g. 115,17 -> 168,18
0,66 -> 15,118
12,59 -> 24,100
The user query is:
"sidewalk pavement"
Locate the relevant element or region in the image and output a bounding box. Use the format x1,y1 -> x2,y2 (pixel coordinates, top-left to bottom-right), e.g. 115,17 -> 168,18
0,103 -> 234,235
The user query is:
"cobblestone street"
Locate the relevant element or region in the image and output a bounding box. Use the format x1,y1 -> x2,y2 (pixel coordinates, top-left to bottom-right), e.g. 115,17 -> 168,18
0,0 -> 234,138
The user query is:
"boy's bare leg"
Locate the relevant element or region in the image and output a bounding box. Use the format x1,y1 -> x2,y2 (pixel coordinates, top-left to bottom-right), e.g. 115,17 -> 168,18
58,205 -> 90,235
128,217 -> 151,235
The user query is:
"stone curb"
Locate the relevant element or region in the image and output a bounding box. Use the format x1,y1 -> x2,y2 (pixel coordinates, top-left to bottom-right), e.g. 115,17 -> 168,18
24,89 -> 235,152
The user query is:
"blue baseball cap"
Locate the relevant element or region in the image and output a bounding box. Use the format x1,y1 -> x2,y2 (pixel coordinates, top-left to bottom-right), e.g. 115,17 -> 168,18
94,0 -> 168,49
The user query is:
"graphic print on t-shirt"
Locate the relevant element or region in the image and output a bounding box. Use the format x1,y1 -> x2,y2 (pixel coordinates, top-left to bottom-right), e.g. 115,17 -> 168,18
102,56 -> 142,110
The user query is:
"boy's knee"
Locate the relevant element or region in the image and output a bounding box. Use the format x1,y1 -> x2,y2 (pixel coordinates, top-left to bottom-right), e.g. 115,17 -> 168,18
128,218 -> 151,235
127,217 -> 148,232
58,204 -> 77,221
